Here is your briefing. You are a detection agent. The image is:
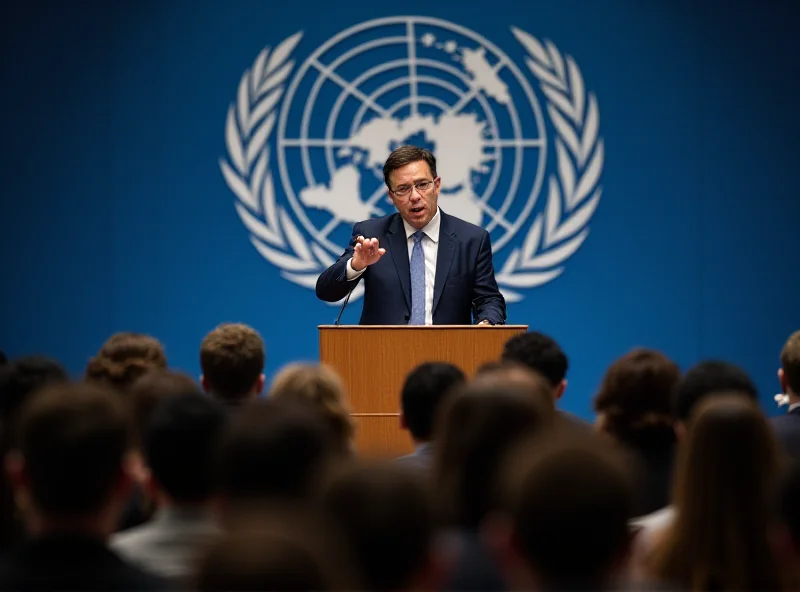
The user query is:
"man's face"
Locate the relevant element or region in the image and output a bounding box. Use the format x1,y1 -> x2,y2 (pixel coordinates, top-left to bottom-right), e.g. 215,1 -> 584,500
387,160 -> 440,230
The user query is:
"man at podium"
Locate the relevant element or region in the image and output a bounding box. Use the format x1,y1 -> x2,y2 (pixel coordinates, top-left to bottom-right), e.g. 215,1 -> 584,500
316,146 -> 506,326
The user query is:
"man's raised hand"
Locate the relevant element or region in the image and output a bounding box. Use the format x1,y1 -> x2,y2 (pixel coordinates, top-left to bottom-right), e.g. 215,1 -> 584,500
351,236 -> 386,271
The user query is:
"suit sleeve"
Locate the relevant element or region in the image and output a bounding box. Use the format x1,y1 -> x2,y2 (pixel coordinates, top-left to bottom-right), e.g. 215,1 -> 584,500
315,222 -> 365,302
472,230 -> 507,325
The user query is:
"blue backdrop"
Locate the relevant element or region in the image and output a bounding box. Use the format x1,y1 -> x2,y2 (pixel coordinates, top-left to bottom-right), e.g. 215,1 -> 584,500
2,0 -> 798,419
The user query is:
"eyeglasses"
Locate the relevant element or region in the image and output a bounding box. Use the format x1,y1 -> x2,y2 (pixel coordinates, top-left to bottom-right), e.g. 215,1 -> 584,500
389,178 -> 438,199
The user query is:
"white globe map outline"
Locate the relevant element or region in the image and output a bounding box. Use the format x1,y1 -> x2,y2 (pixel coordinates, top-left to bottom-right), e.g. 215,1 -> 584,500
276,15 -> 547,256
219,16 -> 605,305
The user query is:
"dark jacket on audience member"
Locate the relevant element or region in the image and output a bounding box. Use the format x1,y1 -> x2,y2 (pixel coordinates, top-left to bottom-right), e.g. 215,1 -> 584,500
770,406 -> 800,459
0,533 -> 168,591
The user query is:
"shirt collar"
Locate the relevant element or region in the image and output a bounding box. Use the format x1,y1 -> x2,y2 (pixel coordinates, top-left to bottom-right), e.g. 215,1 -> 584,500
402,207 -> 441,243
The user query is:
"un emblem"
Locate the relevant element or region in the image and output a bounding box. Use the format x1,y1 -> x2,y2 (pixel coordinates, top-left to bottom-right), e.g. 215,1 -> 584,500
220,16 -> 604,303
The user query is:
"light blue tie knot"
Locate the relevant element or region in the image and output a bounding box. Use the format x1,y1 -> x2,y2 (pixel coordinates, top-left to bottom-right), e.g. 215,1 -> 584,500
409,231 -> 426,325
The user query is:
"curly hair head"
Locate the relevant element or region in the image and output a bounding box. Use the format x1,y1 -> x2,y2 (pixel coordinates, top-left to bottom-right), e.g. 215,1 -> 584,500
85,332 -> 167,392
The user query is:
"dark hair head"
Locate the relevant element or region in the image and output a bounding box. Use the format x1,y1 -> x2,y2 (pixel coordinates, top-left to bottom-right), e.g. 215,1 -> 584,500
0,356 -> 68,424
383,145 -> 437,188
200,323 -> 265,403
500,332 -> 568,387
672,360 -> 758,422
215,398 -> 338,503
145,393 -> 228,503
433,370 -> 556,529
501,430 -> 633,589
0,351 -> 7,366
593,348 -> 680,454
779,459 -> 800,545
16,381 -> 133,516
129,370 -> 201,447
401,362 -> 466,441
321,461 -> 433,591
85,332 -> 167,392
781,330 -> 800,394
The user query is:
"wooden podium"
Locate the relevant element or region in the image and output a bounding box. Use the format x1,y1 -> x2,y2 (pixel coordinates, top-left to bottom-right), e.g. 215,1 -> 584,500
319,324 -> 528,457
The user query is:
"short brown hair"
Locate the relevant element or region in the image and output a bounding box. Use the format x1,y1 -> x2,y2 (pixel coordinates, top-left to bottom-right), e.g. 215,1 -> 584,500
16,381 -> 133,516
781,330 -> 800,394
129,370 -> 202,447
383,145 -> 437,188
269,363 -> 354,454
200,323 -> 265,403
85,332 -> 167,391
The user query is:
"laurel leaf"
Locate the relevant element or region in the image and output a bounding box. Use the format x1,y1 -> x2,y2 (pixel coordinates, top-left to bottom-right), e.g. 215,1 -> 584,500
258,60 -> 295,96
546,39 -> 566,83
521,214 -> 543,262
524,229 -> 588,269
261,169 -> 282,242
556,139 -> 576,207
224,107 -> 246,175
237,72 -> 251,138
246,112 -> 274,165
544,176 -> 562,247
499,288 -> 524,303
580,94 -> 599,166
547,105 -> 581,158
251,47 -> 269,96
567,56 -> 585,124
266,31 -> 303,73
572,139 -> 604,208
550,188 -> 601,244
541,85 -> 575,121
248,87 -> 282,131
500,249 -> 521,274
497,268 -> 563,288
251,237 -> 318,272
249,149 -> 267,213
279,208 -> 315,263
512,27 -> 552,68
525,57 -> 566,92
220,159 -> 258,211
235,202 -> 283,247
311,243 -> 336,267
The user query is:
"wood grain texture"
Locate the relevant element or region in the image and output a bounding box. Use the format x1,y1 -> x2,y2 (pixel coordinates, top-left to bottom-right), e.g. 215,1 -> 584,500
320,325 -> 528,456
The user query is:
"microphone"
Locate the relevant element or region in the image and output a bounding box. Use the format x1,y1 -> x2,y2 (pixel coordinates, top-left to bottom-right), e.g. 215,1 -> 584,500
334,284 -> 356,326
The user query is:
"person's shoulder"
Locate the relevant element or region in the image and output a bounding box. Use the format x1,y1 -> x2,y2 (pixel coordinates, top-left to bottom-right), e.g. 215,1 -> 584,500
440,210 -> 488,238
355,213 -> 398,234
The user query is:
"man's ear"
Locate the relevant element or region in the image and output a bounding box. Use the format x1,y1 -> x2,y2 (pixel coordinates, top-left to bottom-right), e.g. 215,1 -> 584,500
674,420 -> 686,442
779,368 -> 788,394
554,379 -> 567,400
200,374 -> 210,393
255,373 -> 266,395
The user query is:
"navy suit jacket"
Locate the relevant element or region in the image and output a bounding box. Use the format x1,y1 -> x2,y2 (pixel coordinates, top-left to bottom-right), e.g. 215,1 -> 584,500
316,210 -> 506,325
770,407 -> 800,459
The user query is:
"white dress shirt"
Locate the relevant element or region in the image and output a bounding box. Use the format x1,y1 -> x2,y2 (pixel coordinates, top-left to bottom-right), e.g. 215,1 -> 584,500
346,208 -> 440,325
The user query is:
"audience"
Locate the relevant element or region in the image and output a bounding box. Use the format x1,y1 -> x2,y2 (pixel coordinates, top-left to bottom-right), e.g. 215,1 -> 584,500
593,348 -> 681,517
199,323 -> 265,407
112,393 -> 228,584
772,329 -> 800,458
396,361 -> 465,470
269,362 -> 355,455
0,381 -> 167,590
85,332 -> 167,392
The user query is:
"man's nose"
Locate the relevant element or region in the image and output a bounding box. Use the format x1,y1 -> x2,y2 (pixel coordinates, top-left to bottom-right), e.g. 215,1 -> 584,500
409,187 -> 423,201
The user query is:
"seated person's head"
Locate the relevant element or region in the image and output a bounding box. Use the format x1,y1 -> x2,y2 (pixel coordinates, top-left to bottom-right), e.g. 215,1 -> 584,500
492,430 -> 634,591
321,461 -> 437,592
0,356 -> 67,434
129,370 -> 202,450
269,363 -> 354,455
780,330 -> 800,399
214,398 -> 339,520
0,350 -> 7,366
200,323 -> 265,405
85,332 -> 167,392
400,362 -> 465,445
6,381 -> 134,532
144,392 -> 228,507
433,368 -> 555,530
593,348 -> 680,454
672,360 -> 758,433
500,332 -> 568,400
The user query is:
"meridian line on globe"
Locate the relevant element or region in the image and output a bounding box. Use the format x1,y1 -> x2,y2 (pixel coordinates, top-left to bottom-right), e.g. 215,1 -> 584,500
309,59 -> 391,118
406,20 -> 418,117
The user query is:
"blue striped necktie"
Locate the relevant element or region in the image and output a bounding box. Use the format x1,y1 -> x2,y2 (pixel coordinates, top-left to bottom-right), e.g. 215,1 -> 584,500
409,231 -> 426,325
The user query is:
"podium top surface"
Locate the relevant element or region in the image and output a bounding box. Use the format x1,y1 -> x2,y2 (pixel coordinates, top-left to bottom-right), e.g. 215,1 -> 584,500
319,325 -> 529,330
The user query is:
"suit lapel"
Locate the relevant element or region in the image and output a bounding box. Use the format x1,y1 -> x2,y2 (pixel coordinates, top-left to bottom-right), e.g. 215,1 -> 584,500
432,212 -> 456,315
386,215 -> 412,311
